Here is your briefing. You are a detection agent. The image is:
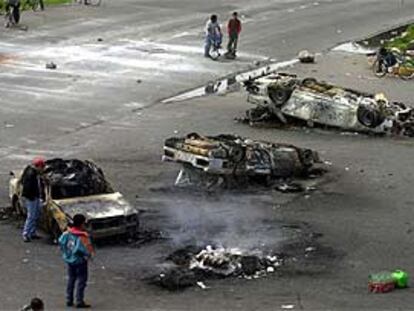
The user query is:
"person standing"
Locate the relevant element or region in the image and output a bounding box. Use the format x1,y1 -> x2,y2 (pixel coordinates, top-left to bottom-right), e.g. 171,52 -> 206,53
226,12 -> 242,57
59,214 -> 95,309
204,14 -> 222,58
21,157 -> 45,242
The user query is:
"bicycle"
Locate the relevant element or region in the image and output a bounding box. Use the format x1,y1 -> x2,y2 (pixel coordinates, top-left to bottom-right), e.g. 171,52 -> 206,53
373,50 -> 414,80
72,0 -> 102,6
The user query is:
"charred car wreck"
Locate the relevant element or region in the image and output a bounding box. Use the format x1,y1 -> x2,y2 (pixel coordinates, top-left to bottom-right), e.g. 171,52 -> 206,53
163,133 -> 321,188
242,73 -> 414,137
9,159 -> 140,240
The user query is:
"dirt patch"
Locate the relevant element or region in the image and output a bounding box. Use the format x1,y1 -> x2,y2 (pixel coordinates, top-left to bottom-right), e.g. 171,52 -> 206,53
0,53 -> 15,65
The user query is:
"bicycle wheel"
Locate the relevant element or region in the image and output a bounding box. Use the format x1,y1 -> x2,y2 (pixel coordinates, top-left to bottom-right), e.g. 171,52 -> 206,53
372,59 -> 386,78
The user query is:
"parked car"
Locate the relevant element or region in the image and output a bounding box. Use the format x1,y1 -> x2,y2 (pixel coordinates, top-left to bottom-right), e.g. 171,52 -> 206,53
243,73 -> 414,137
9,159 -> 139,241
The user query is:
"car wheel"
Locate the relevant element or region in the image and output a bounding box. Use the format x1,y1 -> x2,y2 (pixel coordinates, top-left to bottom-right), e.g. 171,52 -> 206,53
12,197 -> 24,217
357,105 -> 385,128
268,85 -> 291,106
50,220 -> 62,244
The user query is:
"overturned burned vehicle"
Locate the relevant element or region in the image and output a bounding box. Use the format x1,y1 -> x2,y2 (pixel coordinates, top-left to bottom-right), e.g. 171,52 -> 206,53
9,159 -> 139,240
163,133 -> 321,188
243,73 -> 414,137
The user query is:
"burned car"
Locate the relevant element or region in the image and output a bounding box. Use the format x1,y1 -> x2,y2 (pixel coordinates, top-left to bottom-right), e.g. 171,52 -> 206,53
163,133 -> 321,187
243,73 -> 414,137
9,159 -> 139,240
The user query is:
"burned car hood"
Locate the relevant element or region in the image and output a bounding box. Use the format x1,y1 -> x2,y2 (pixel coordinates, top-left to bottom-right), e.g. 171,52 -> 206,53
53,192 -> 136,220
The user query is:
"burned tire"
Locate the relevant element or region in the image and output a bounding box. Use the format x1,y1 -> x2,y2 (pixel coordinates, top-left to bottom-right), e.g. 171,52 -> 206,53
298,149 -> 315,167
357,105 -> 385,128
268,85 -> 291,106
301,77 -> 317,88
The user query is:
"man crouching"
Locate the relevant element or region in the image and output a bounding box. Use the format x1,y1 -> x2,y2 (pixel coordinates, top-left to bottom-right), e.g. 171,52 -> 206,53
59,214 -> 95,309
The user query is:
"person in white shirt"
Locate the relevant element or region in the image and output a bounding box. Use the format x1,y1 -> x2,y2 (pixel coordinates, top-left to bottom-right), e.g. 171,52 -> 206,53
204,14 -> 222,58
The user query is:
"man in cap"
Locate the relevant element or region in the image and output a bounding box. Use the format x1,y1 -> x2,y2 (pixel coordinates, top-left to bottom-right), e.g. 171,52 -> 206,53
21,157 -> 46,242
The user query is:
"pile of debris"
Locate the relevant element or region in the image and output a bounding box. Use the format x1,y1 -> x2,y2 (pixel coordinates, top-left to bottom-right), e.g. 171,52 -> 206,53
163,133 -> 322,189
43,159 -> 113,199
150,245 -> 283,290
241,73 -> 414,137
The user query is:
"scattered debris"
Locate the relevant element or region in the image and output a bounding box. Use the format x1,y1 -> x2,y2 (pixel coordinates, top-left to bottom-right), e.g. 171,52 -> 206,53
298,50 -> 315,63
241,72 -> 414,137
149,245 -> 284,290
196,281 -> 208,289
45,62 -> 57,70
305,246 -> 317,253
369,270 -> 408,293
4,122 -> 14,129
275,183 -> 304,193
163,133 -> 323,189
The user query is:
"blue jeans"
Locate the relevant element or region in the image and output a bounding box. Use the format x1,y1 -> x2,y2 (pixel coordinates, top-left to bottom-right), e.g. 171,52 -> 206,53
204,36 -> 212,57
22,198 -> 41,238
67,261 -> 88,304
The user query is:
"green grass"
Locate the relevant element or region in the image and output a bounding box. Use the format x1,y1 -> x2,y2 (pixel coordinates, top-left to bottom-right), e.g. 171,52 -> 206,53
0,0 -> 70,11
386,24 -> 414,52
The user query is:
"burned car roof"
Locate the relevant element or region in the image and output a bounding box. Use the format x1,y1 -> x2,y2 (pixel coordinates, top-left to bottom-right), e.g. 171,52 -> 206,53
163,133 -> 322,187
242,73 -> 414,137
44,158 -> 114,199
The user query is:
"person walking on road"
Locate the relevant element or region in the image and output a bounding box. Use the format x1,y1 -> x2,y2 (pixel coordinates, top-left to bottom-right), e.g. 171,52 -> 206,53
59,214 -> 95,309
21,157 -> 45,243
204,14 -> 222,58
226,12 -> 242,58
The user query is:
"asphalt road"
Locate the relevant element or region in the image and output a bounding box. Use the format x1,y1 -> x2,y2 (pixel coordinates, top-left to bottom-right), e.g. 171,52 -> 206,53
1,0 -> 414,310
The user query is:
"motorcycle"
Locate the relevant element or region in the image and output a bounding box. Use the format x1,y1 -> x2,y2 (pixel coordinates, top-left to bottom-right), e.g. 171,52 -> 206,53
372,49 -> 414,80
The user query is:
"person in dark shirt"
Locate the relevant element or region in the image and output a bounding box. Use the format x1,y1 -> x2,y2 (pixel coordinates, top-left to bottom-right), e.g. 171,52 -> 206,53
226,12 -> 242,57
21,157 -> 45,242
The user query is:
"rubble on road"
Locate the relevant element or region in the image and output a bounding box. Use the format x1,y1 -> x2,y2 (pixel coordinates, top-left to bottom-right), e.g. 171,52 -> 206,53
241,73 -> 414,137
163,133 -> 323,189
45,62 -> 57,70
298,50 -> 315,63
149,245 -> 284,291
